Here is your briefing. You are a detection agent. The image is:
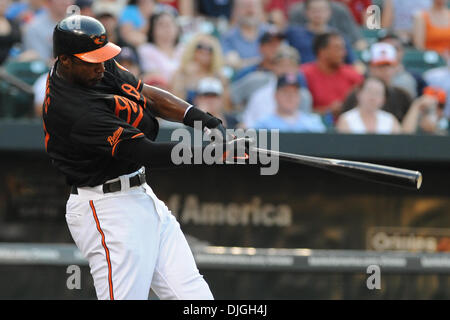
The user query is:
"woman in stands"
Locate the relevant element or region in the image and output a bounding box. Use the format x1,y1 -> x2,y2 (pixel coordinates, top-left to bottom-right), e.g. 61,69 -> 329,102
413,0 -> 450,56
170,32 -> 230,106
0,0 -> 21,65
336,77 -> 402,134
137,8 -> 183,86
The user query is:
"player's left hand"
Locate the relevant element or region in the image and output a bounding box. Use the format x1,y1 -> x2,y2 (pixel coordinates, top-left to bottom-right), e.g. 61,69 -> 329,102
221,137 -> 253,164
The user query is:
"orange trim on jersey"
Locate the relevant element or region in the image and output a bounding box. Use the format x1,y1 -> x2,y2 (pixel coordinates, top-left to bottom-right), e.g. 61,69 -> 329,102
90,200 -> 114,300
131,133 -> 144,139
115,60 -> 129,72
43,121 -> 50,151
131,107 -> 143,127
111,133 -> 143,157
136,80 -> 142,91
44,73 -> 50,114
121,83 -> 140,101
142,95 -> 147,110
111,139 -> 121,157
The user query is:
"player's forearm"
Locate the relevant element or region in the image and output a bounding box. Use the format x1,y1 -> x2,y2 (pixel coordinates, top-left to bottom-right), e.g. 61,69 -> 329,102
141,84 -> 190,122
116,137 -> 189,168
115,136 -> 227,168
141,84 -> 226,139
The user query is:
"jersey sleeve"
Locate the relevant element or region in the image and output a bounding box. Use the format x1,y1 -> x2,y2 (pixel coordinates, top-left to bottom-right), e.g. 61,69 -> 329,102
70,111 -> 145,157
105,58 -> 144,92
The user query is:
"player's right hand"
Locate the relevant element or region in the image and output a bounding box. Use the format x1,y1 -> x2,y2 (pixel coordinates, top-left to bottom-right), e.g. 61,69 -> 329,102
221,137 -> 253,164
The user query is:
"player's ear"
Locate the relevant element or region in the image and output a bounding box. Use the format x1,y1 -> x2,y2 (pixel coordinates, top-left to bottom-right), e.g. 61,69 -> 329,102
58,54 -> 73,68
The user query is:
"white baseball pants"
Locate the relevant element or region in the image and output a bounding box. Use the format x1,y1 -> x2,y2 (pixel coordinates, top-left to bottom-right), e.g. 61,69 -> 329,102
65,168 -> 213,300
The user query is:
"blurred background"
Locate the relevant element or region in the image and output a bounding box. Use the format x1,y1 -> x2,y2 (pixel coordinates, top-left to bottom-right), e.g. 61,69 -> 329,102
0,0 -> 450,299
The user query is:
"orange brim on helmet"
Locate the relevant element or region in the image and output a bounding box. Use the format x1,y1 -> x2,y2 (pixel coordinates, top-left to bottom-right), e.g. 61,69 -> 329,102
74,42 -> 121,63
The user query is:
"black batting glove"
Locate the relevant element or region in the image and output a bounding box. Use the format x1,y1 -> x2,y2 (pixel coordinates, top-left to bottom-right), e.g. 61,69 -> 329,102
183,106 -> 228,142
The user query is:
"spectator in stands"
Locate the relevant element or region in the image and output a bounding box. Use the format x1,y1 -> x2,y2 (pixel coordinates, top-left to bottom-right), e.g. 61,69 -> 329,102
289,0 -> 367,50
220,0 -> 269,71
337,77 -> 402,134
243,44 -> 312,128
230,27 -> 284,107
137,10 -> 183,86
198,0 -> 233,19
233,27 -> 284,81
333,0 -> 372,26
156,0 -> 194,16
378,35 -> 420,98
0,0 -> 22,65
284,0 -> 357,64
412,0 -> 450,56
33,71 -> 47,117
402,86 -> 448,134
170,33 -> 228,105
423,55 -> 450,118
194,77 -> 240,129
5,0 -> 45,25
93,1 -> 122,46
300,31 -> 363,126
116,46 -> 142,77
382,0 -> 432,45
254,72 -> 326,132
119,0 -> 156,48
341,42 -> 413,122
263,0 -> 302,30
23,0 -> 74,64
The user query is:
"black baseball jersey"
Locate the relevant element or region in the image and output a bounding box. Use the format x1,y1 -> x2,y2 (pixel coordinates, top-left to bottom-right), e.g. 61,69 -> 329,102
42,59 -> 159,187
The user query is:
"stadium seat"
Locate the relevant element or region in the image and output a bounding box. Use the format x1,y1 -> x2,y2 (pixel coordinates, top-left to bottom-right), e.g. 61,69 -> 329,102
4,60 -> 48,85
402,49 -> 447,74
360,28 -> 388,46
355,49 -> 371,64
0,60 -> 48,118
355,48 -> 446,76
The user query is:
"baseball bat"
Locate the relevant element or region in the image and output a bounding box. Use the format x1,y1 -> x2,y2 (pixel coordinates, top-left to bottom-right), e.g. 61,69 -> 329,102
252,147 -> 423,190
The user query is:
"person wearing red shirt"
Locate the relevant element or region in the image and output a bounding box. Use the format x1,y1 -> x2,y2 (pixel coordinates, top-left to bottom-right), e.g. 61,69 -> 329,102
300,31 -> 363,125
156,0 -> 194,16
333,0 -> 371,25
265,0 -> 371,25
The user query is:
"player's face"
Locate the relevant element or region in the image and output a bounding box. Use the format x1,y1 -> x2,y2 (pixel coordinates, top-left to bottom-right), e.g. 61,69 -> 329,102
65,56 -> 106,87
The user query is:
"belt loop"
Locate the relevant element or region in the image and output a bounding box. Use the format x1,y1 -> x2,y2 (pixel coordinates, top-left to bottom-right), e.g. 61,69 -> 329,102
120,174 -> 130,191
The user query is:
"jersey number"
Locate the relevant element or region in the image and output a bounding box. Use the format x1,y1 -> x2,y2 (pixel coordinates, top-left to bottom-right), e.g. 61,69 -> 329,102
113,95 -> 144,128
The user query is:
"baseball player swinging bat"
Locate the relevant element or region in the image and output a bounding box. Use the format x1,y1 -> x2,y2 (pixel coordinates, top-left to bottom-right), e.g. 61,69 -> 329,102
252,147 -> 423,190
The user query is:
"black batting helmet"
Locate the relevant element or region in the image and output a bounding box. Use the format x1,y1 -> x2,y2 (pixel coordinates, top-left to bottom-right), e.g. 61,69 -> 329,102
53,15 -> 121,63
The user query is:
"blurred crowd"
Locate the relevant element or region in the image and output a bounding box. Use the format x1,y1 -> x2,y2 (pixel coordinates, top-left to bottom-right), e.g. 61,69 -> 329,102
0,0 -> 449,135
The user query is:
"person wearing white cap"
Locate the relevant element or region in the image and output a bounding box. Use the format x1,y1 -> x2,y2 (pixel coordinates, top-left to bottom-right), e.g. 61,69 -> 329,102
341,42 -> 413,122
194,77 -> 240,129
368,42 -> 398,83
379,34 -> 421,99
